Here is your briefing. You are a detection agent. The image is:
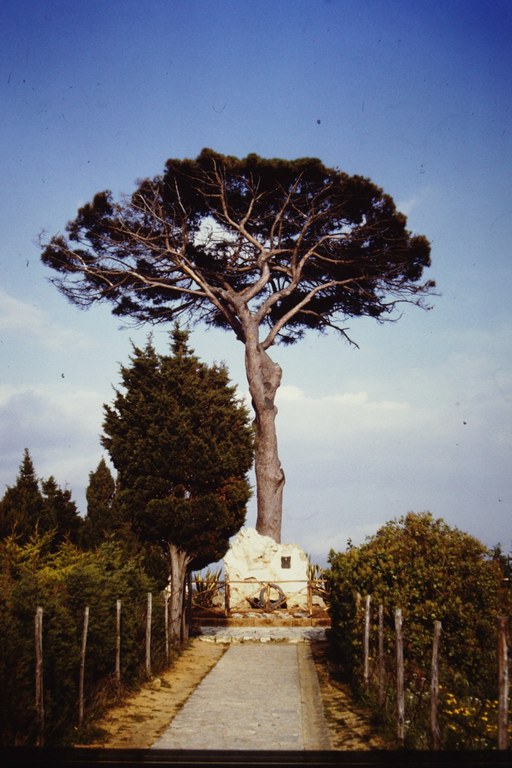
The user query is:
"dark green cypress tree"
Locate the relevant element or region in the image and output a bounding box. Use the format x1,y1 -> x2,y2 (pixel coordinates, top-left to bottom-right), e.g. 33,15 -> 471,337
40,476 -> 82,545
102,326 -> 254,641
0,449 -> 44,541
81,458 -> 120,549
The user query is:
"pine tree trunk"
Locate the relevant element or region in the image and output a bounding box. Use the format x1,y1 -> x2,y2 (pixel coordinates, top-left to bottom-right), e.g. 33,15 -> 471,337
167,543 -> 191,646
244,335 -> 285,543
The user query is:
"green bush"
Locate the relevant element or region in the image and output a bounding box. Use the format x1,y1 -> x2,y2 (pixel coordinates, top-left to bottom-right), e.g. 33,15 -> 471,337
0,533 -> 163,746
325,512 -> 510,748
192,567 -> 222,608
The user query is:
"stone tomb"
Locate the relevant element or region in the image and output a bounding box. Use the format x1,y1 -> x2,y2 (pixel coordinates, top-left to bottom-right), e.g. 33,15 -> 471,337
222,527 -> 323,612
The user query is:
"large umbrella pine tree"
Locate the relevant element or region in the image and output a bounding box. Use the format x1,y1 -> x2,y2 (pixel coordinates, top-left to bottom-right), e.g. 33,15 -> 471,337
101,326 -> 254,642
41,149 -> 434,543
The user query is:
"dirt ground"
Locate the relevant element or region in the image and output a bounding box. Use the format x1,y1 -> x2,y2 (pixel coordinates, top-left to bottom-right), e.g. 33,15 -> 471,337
309,641 -> 392,750
83,639 -> 227,750
82,638 -> 391,751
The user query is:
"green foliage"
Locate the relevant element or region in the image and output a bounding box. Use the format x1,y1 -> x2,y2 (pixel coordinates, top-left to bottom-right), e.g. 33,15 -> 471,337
81,458 -> 121,549
439,688 -> 512,750
0,533 -> 159,746
41,476 -> 82,545
326,512 -> 506,699
0,450 -> 83,547
0,449 -> 43,540
192,567 -> 222,608
102,326 -> 254,571
41,148 -> 433,344
491,542 -> 512,582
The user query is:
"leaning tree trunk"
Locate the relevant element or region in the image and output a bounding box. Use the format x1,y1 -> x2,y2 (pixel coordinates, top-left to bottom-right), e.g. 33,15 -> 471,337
167,543 -> 192,646
244,335 -> 285,543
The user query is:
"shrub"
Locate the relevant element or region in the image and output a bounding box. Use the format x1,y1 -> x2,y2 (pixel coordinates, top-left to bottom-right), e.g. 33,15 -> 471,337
192,567 -> 222,608
0,533 -> 161,746
325,513 -> 510,747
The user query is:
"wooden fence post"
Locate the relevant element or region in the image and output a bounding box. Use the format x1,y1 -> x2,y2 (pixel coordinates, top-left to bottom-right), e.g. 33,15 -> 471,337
224,575 -> 230,617
146,592 -> 152,679
307,579 -> 313,616
430,620 -> 442,750
79,606 -> 89,726
186,571 -> 192,638
363,595 -> 371,690
115,600 -> 122,692
182,572 -> 192,643
164,592 -> 170,665
497,617 -> 509,750
378,604 -> 385,706
395,608 -> 405,745
34,606 -> 44,747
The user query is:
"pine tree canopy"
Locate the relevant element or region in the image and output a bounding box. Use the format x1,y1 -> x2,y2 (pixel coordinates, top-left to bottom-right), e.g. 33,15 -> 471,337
41,148 -> 433,346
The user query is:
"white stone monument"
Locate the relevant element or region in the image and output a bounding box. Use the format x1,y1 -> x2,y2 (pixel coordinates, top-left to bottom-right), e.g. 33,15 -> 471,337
223,527 -> 319,612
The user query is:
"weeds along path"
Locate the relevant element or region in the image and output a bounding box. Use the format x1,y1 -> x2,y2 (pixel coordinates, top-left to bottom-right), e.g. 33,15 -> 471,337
309,641 -> 393,750
83,639 -> 227,749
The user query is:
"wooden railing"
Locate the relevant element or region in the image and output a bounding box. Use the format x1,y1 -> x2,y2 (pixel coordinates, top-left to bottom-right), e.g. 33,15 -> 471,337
190,577 -> 329,618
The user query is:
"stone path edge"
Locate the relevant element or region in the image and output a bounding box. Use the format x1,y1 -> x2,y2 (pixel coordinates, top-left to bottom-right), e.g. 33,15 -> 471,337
297,643 -> 332,750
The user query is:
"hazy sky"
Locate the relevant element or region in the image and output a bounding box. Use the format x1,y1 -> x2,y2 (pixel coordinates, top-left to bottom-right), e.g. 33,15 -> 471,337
1,0 -> 511,564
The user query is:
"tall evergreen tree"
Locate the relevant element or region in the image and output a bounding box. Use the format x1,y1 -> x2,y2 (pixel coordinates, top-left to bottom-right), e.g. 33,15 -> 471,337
0,449 -> 44,540
102,327 -> 254,642
81,458 -> 120,549
41,476 -> 82,545
0,450 -> 82,546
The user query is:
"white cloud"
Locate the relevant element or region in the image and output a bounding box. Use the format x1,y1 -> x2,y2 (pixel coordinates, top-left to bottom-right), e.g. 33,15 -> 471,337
271,367 -> 512,558
397,195 -> 421,216
0,383 -> 106,514
276,384 -> 417,442
0,288 -> 90,352
396,183 -> 436,218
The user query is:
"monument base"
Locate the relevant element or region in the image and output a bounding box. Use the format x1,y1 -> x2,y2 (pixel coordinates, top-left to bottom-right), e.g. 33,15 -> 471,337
222,527 -> 325,612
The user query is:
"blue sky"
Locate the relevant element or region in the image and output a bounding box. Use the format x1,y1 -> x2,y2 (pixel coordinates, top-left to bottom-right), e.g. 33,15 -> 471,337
1,0 -> 511,564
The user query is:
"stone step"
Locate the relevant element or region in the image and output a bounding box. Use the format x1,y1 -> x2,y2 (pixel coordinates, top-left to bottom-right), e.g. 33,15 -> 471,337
192,612 -> 331,629
197,625 -> 329,643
